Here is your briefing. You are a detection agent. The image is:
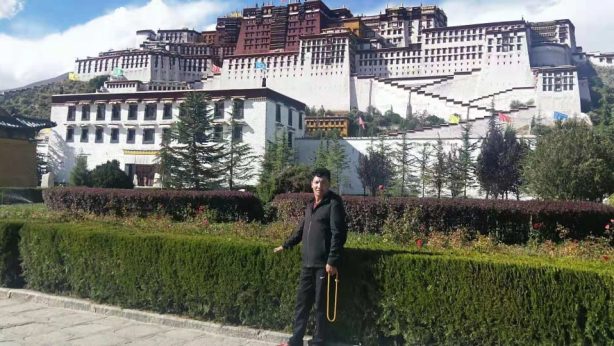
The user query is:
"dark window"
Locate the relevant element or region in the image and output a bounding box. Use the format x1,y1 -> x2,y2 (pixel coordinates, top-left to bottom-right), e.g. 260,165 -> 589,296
275,104 -> 281,123
232,126 -> 243,142
143,129 -> 155,144
95,128 -> 104,143
287,131 -> 293,148
299,112 -> 303,130
110,128 -> 119,143
162,128 -> 170,144
66,127 -> 74,142
214,125 -> 223,141
112,104 -> 121,120
81,105 -> 90,121
67,106 -> 76,121
128,104 -> 138,120
96,104 -> 106,120
214,101 -> 224,119
233,100 -> 244,119
80,128 -> 89,142
163,103 -> 172,119
288,109 -> 293,126
127,129 -> 136,143
145,104 -> 157,120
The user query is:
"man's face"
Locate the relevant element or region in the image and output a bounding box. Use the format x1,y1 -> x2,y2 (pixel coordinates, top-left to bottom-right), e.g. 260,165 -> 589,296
311,175 -> 330,199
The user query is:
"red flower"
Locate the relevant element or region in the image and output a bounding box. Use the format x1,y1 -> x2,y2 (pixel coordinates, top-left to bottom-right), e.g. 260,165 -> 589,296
606,224 -> 611,230
532,222 -> 542,230
603,255 -> 609,261
378,185 -> 385,191
416,239 -> 423,249
202,219 -> 209,226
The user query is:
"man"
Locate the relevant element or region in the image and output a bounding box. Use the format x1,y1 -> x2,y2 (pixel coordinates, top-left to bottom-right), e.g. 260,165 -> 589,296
274,168 -> 348,346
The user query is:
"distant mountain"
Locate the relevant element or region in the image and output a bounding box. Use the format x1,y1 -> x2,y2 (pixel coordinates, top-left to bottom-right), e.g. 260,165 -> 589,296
0,78 -> 95,119
2,73 -> 69,93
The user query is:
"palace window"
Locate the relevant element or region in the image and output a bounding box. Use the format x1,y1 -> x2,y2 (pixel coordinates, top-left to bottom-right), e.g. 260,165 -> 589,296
214,125 -> 224,142
275,104 -> 281,123
163,103 -> 172,119
127,129 -> 135,143
95,128 -> 104,143
80,128 -> 89,143
67,106 -> 76,121
162,128 -> 170,144
66,127 -> 74,142
96,104 -> 106,121
288,109 -> 293,126
299,112 -> 303,130
233,99 -> 244,119
214,101 -> 225,119
287,131 -> 293,148
81,105 -> 90,121
111,104 -> 121,120
110,128 -> 119,143
145,104 -> 157,120
142,129 -> 155,144
128,104 -> 138,120
232,125 -> 243,142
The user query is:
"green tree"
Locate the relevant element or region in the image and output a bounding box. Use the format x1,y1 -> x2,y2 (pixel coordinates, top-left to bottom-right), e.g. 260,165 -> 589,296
391,133 -> 415,196
88,75 -> 109,91
458,123 -> 478,198
256,131 -> 294,202
499,127 -> 526,199
312,131 -> 348,193
476,112 -> 505,198
356,143 -> 394,196
157,92 -> 225,190
412,143 -> 432,198
274,165 -> 312,194
90,160 -> 134,189
69,156 -> 91,187
429,136 -> 447,199
446,147 -> 464,198
220,101 -> 258,189
523,119 -> 614,201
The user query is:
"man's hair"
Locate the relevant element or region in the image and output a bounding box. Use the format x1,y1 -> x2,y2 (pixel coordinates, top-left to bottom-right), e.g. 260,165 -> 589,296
312,167 -> 331,181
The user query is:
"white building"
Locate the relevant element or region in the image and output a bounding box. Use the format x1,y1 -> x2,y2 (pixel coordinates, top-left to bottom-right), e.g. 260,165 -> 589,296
49,88 -> 306,187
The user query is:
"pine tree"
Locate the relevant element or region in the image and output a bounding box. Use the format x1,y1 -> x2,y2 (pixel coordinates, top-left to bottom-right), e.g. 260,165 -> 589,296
430,136 -> 447,199
476,110 -> 505,198
458,123 -> 478,198
157,92 -> 225,190
446,147 -> 464,198
412,142 -> 432,198
69,155 -> 91,187
220,101 -> 258,189
391,132 -> 415,196
256,131 -> 294,202
326,131 -> 349,193
499,127 -> 525,199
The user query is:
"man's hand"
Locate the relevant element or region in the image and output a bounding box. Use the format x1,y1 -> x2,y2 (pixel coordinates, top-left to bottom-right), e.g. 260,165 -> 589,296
273,246 -> 284,253
326,264 -> 338,276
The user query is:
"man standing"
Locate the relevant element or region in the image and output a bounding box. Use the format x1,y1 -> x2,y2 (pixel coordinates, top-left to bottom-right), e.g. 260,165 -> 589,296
274,168 -> 348,346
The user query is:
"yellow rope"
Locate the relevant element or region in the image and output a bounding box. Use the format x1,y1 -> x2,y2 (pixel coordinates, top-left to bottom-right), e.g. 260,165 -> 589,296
326,272 -> 339,322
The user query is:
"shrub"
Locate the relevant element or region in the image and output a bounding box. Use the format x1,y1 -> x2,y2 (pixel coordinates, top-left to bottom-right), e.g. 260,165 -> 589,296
272,193 -> 614,243
43,187 -> 263,222
0,221 -> 24,287
90,160 -> 134,189
10,221 -> 613,345
69,156 -> 91,187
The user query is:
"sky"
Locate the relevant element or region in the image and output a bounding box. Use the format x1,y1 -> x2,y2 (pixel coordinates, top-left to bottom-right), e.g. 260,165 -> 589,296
0,0 -> 613,90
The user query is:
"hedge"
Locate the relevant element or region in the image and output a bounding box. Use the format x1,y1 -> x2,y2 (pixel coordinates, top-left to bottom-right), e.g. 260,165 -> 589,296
0,221 -> 24,287
0,188 -> 43,205
3,221 -> 612,344
43,187 -> 264,222
272,193 -> 614,243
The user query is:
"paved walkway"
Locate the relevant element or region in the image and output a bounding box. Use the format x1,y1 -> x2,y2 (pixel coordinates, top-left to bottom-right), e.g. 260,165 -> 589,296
0,293 -> 280,346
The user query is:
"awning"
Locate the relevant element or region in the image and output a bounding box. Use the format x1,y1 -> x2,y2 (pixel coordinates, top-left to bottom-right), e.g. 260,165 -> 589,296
126,99 -> 139,104
78,101 -> 91,105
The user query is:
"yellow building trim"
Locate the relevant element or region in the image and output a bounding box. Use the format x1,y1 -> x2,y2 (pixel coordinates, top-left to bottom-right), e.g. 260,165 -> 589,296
123,149 -> 160,156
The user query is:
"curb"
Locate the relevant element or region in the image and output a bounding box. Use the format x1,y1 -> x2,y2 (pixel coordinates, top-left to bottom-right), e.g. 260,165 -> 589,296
0,288 -> 292,343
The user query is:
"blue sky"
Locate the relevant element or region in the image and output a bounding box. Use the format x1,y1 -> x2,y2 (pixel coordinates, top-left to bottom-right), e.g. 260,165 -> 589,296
0,0 -> 612,90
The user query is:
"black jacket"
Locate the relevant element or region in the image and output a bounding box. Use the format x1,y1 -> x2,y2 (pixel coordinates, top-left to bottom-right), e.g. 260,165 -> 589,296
282,191 -> 348,268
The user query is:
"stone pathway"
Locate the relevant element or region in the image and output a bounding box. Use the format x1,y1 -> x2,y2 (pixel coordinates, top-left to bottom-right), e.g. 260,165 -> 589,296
0,293 -> 280,346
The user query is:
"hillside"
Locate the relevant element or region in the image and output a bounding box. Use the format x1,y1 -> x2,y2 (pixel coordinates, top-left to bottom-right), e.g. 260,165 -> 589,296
0,79 -> 96,119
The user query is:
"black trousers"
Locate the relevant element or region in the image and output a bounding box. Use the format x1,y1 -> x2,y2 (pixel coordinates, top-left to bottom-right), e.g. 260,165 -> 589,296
289,266 -> 328,346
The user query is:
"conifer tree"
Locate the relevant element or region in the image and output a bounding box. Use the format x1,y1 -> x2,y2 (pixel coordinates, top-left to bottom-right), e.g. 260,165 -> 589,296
458,123 -> 478,197
69,155 -> 91,187
157,92 -> 225,190
412,142 -> 432,198
220,101 -> 258,189
429,136 -> 447,199
391,132 -> 415,196
476,110 -> 505,198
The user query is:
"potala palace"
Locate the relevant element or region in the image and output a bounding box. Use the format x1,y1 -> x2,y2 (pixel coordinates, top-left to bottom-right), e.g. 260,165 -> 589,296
49,0 -> 612,195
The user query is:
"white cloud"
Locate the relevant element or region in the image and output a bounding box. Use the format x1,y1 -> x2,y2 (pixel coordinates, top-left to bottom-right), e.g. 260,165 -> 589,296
439,0 -> 614,52
0,0 -> 228,90
0,0 -> 24,19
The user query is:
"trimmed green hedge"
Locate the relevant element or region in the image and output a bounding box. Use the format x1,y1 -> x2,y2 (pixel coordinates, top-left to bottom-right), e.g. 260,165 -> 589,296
3,221 -> 613,344
272,193 -> 614,243
0,221 -> 24,287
